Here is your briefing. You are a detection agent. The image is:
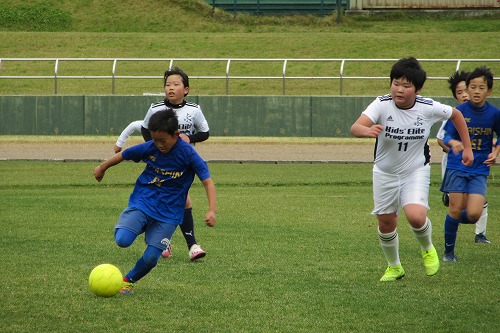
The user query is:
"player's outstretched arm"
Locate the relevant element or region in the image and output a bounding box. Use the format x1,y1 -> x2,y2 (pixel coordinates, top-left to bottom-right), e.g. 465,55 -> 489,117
201,178 -> 217,227
114,120 -> 143,153
94,152 -> 125,182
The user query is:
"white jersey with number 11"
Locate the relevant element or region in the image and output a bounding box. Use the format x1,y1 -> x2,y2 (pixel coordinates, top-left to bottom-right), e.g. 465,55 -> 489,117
362,94 -> 452,175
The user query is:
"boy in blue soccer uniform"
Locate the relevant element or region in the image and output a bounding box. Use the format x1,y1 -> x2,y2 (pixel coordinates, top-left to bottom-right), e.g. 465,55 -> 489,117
437,70 -> 491,243
441,66 -> 500,262
94,109 -> 217,294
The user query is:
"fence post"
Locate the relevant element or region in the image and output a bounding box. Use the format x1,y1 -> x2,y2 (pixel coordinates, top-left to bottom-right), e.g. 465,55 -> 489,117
226,59 -> 231,95
337,0 -> 342,24
282,60 -> 288,95
112,59 -> 118,95
340,59 -> 345,96
54,59 -> 59,95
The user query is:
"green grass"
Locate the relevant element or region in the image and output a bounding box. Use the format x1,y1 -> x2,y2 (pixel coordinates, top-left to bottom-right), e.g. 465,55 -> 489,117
1,161 -> 499,332
0,0 -> 499,96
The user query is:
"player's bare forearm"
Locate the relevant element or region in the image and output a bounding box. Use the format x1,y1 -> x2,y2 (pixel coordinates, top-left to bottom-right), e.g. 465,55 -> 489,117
450,108 -> 473,166
94,153 -> 124,182
437,139 -> 449,153
485,145 -> 500,166
448,139 -> 464,155
202,178 -> 217,227
113,144 -> 123,154
450,109 -> 472,150
351,115 -> 382,138
179,133 -> 190,143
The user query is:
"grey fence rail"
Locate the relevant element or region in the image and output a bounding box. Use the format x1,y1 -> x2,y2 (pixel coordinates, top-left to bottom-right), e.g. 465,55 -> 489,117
0,58 -> 499,95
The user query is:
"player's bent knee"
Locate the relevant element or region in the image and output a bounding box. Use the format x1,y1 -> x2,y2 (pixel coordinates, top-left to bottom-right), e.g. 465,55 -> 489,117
468,214 -> 481,224
114,228 -> 136,248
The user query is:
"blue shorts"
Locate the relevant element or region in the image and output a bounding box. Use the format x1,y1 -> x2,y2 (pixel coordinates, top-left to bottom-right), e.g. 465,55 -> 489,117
115,207 -> 177,251
440,169 -> 487,196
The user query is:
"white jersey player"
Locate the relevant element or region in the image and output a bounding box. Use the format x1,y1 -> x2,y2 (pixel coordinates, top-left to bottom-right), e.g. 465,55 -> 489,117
141,67 -> 211,261
351,57 -> 473,282
142,99 -> 209,144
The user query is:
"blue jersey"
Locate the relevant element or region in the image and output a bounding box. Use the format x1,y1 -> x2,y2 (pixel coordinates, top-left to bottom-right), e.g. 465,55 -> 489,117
444,101 -> 500,175
122,138 -> 211,224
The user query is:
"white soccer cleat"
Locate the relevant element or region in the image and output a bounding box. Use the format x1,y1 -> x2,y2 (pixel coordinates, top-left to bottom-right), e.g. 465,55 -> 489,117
189,244 -> 206,261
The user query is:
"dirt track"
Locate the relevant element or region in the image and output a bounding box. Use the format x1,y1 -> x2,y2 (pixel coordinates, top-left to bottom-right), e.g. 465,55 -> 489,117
0,137 -> 446,163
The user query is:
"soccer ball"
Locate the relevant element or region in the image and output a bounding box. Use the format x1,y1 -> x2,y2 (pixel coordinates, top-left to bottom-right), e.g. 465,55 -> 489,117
88,264 -> 123,297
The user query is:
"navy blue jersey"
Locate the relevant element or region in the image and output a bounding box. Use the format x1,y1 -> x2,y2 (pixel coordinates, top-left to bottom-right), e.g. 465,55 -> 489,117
122,138 -> 210,224
444,101 -> 500,175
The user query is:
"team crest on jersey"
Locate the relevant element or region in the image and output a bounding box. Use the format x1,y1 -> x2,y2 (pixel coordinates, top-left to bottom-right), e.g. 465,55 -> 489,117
414,116 -> 423,126
183,113 -> 193,123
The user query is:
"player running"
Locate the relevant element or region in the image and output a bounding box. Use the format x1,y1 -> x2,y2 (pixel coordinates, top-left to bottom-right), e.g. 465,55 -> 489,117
351,57 -> 473,282
440,66 -> 500,262
141,67 -> 211,261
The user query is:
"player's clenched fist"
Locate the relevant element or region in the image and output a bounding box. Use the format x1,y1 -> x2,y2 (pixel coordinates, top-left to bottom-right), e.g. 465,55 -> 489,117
94,165 -> 105,182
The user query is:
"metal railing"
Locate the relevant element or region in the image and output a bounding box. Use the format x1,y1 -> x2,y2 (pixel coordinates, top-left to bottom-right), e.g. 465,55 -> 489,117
0,58 -> 499,95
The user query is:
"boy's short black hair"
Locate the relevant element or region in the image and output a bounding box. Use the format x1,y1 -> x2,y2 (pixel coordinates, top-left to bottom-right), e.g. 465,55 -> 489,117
148,109 -> 179,135
164,67 -> 189,96
390,57 -> 427,91
448,70 -> 470,100
466,66 -> 494,90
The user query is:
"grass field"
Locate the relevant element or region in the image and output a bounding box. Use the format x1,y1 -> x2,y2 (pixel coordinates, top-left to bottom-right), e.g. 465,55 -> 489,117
1,160 -> 499,332
1,0 -> 499,96
1,4 -> 500,330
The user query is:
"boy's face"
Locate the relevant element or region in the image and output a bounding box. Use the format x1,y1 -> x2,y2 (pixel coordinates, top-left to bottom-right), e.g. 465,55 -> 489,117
467,76 -> 491,107
390,77 -> 420,109
454,81 -> 469,104
164,74 -> 189,105
151,130 -> 179,154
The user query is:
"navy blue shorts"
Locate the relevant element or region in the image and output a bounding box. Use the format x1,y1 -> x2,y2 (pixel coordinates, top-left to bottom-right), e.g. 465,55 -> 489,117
115,207 -> 177,251
440,169 -> 487,196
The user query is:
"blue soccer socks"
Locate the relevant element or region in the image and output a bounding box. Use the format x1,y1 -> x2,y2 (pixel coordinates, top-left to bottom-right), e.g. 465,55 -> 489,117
444,214 -> 460,255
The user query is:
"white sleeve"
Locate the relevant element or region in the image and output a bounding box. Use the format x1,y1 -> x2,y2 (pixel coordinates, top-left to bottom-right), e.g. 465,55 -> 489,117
193,106 -> 210,132
142,103 -> 155,129
436,121 -> 447,140
115,120 -> 143,148
361,98 -> 381,124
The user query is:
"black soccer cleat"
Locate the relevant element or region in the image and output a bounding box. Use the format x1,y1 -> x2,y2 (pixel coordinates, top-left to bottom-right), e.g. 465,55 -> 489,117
475,233 -> 490,244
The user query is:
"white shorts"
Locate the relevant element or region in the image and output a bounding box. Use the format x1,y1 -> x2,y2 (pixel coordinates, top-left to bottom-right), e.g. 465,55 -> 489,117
372,164 -> 430,215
